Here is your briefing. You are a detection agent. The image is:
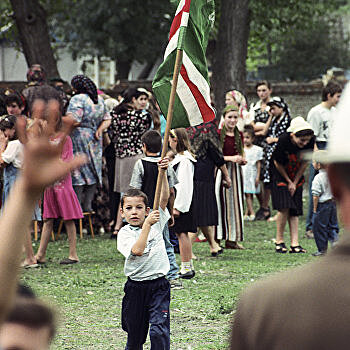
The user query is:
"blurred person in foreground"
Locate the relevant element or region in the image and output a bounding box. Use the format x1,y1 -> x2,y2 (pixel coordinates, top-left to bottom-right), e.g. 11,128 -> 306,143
0,100 -> 85,339
230,83 -> 350,350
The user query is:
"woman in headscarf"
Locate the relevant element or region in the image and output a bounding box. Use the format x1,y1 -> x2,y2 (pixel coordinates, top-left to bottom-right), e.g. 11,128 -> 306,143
258,96 -> 291,221
215,105 -> 247,249
187,120 -> 232,257
222,90 -> 253,131
66,75 -> 111,214
108,88 -> 152,237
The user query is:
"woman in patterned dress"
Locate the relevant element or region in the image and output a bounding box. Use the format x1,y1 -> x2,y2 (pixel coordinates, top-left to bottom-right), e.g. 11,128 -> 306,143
109,88 -> 152,236
66,75 -> 111,213
259,97 -> 291,221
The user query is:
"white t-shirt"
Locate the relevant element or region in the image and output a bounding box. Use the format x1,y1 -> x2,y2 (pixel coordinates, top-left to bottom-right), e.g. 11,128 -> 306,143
307,104 -> 335,142
311,169 -> 333,203
117,207 -> 170,281
1,140 -> 23,168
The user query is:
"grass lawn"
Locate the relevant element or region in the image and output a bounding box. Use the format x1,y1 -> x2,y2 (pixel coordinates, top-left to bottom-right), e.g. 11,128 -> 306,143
21,204 -> 325,349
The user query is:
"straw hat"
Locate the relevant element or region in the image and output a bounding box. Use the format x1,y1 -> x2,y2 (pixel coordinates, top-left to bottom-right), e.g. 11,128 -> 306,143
312,82 -> 349,164
287,116 -> 313,134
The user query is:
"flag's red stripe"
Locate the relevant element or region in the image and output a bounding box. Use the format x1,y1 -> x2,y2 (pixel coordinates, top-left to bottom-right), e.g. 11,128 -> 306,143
169,12 -> 182,40
183,0 -> 191,12
179,65 -> 215,122
169,0 -> 192,41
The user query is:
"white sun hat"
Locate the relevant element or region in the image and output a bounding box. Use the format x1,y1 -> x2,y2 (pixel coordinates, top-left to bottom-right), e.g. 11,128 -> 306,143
313,82 -> 349,164
287,116 -> 313,134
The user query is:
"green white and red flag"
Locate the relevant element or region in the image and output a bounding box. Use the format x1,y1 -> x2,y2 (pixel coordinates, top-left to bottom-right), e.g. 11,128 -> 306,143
152,0 -> 216,128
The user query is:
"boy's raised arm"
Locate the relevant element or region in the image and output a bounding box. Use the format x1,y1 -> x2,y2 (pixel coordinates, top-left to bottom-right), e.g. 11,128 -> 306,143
159,158 -> 170,211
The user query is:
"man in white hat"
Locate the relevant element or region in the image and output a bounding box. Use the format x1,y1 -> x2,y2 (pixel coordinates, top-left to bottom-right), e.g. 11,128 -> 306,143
230,83 -> 350,350
305,82 -> 342,239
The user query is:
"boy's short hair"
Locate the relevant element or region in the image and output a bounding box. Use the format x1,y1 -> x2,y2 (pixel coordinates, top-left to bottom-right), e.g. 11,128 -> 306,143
294,129 -> 314,138
121,189 -> 149,208
322,82 -> 342,101
243,125 -> 255,138
141,130 -> 162,153
6,298 -> 56,341
4,93 -> 24,107
255,80 -> 271,90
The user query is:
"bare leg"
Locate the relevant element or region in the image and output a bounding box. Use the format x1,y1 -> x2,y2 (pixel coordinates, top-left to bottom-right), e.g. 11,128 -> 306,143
256,190 -> 263,207
188,231 -> 198,260
177,232 -> 193,262
288,215 -> 299,247
65,220 -> 79,261
200,226 -> 220,253
35,219 -> 54,262
262,187 -> 271,210
23,224 -> 37,266
276,209 -> 289,243
245,194 -> 254,216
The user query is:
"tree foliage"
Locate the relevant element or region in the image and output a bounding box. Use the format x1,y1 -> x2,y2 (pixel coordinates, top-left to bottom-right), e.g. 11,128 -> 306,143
49,0 -> 175,78
247,0 -> 350,79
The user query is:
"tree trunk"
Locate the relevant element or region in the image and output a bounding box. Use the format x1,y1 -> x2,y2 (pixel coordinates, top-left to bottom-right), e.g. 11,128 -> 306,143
10,0 -> 60,79
212,0 -> 250,116
116,59 -> 131,80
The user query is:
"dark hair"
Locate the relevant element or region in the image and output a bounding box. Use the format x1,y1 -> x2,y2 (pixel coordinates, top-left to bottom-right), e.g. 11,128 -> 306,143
255,80 -> 272,90
243,125 -> 255,139
121,188 -> 149,208
294,129 -> 314,137
5,93 -> 24,108
322,82 -> 342,102
6,298 -> 56,341
112,88 -> 147,115
141,130 -> 162,153
0,115 -> 16,131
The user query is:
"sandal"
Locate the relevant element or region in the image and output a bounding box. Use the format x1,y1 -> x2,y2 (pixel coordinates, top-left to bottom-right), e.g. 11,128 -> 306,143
289,245 -> 306,254
275,242 -> 287,253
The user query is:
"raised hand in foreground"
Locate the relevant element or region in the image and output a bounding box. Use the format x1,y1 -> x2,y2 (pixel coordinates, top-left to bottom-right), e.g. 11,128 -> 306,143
0,100 -> 86,326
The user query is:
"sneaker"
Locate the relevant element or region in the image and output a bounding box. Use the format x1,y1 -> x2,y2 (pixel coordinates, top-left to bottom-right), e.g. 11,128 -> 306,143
169,279 -> 183,290
179,270 -> 195,279
312,250 -> 326,256
249,215 -> 255,221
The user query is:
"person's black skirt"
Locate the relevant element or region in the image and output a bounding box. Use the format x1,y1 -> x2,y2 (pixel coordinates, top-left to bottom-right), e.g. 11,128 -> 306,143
271,181 -> 303,216
169,204 -> 197,234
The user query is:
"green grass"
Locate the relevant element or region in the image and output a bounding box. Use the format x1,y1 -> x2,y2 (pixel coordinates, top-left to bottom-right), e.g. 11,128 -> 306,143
21,205 -> 326,349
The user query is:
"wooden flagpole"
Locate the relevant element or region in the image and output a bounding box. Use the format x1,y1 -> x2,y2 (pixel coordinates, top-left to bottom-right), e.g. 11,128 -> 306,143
152,49 -> 183,210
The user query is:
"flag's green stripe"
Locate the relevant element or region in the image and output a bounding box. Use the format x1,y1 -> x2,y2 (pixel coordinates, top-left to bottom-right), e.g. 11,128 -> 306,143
177,26 -> 187,50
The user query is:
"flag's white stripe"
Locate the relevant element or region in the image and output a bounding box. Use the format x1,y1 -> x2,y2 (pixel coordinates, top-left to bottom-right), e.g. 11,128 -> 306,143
181,12 -> 189,27
175,0 -> 186,16
182,52 -> 215,114
164,28 -> 179,59
175,75 -> 203,126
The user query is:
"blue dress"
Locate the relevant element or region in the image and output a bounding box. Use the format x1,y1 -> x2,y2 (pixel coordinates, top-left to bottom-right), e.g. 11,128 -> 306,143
2,164 -> 41,220
67,94 -> 110,186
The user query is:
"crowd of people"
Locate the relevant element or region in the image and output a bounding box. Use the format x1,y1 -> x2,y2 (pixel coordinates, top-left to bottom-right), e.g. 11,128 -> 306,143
0,62 -> 346,349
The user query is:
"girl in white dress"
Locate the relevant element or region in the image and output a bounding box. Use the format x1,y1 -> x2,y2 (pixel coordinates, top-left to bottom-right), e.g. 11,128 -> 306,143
242,126 -> 263,220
